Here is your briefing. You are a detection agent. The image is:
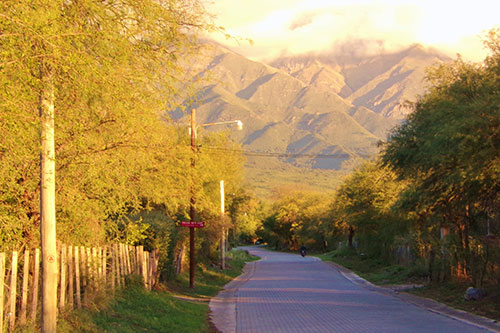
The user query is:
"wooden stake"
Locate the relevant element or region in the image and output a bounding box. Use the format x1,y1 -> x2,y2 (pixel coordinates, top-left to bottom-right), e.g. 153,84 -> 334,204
110,246 -> 115,291
59,245 -> 67,310
86,247 -> 92,288
74,247 -> 81,309
30,249 -> 40,322
142,251 -> 148,289
0,253 -> 5,333
97,247 -> 102,281
135,246 -> 141,275
147,251 -> 153,290
118,244 -> 122,276
19,250 -> 30,325
119,244 -> 125,280
125,245 -> 131,275
91,247 -> 97,289
80,247 -> 87,304
9,251 -> 18,331
129,246 -> 135,273
101,247 -> 107,285
67,246 -> 74,309
114,244 -> 121,287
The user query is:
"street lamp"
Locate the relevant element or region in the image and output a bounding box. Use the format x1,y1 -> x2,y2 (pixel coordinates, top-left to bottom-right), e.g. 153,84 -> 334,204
188,109 -> 242,288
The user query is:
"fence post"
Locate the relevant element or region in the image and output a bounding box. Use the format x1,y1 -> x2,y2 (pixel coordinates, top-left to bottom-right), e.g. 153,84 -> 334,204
114,244 -> 122,287
110,245 -> 115,291
125,245 -> 131,275
135,246 -> 141,275
102,247 -> 107,286
74,247 -> 81,309
67,246 -> 74,309
19,250 -> 30,325
119,244 -> 125,282
0,253 -> 5,332
9,251 -> 18,331
30,249 -> 40,322
59,245 -> 67,311
97,247 -> 102,282
86,247 -> 92,291
151,249 -> 158,290
91,247 -> 97,290
129,246 -> 135,273
80,247 -> 87,304
147,250 -> 152,290
142,250 -> 148,289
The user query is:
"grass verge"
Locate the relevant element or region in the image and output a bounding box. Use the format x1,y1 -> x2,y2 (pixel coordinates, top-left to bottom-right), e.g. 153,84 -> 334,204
57,249 -> 258,332
319,247 -> 500,322
166,249 -> 259,299
318,247 -> 427,285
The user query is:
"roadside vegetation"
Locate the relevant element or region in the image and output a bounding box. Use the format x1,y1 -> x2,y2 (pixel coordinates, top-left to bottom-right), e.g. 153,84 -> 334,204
319,248 -> 500,321
257,28 -> 500,321
57,249 -> 257,332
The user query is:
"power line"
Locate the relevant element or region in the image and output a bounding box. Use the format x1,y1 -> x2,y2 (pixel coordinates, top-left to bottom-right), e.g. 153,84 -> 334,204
199,146 -> 350,159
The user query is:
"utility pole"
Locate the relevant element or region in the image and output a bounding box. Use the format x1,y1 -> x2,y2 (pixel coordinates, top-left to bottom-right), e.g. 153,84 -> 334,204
187,110 -> 242,286
220,180 -> 225,270
189,109 -> 196,288
40,79 -> 58,332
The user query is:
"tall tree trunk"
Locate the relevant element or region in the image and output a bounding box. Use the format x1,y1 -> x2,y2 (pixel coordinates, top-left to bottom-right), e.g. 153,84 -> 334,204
348,226 -> 355,248
40,77 -> 58,332
175,244 -> 185,275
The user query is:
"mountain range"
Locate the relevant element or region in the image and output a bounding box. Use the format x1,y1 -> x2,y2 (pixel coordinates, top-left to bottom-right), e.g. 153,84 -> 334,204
172,43 -> 450,195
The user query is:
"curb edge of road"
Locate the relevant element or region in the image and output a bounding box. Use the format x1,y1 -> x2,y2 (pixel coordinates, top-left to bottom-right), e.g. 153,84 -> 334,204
209,257 -> 260,333
323,261 -> 500,333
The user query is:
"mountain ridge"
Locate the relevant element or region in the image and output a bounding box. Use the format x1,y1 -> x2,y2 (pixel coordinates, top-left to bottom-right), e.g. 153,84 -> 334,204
175,42 -> 451,195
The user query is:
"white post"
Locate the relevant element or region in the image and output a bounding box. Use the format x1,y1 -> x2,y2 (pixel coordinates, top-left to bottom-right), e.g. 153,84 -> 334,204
220,180 -> 225,269
40,80 -> 58,332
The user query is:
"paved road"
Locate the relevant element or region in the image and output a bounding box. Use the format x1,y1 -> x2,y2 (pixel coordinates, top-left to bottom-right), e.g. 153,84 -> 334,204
210,246 -> 499,333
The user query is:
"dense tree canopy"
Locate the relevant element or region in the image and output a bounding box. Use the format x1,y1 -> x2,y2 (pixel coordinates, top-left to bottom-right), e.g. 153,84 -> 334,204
0,0 -> 245,255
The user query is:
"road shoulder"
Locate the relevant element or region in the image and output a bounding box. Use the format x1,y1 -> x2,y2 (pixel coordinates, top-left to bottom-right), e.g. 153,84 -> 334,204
209,259 -> 258,332
323,261 -> 500,332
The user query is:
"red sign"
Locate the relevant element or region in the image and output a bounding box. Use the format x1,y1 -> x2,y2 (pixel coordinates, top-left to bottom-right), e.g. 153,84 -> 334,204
180,221 -> 205,228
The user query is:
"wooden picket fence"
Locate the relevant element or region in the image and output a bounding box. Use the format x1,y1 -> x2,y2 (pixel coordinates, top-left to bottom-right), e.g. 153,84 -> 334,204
0,243 -> 158,332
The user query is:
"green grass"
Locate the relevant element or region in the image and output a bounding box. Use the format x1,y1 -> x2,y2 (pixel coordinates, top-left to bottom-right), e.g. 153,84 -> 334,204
319,247 -> 500,321
168,249 -> 260,298
410,283 -> 500,321
57,249 -> 258,332
90,284 -> 209,332
319,248 -> 427,285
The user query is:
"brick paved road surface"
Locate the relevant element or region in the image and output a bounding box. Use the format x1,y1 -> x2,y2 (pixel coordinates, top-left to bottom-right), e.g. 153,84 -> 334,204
210,246 -> 498,333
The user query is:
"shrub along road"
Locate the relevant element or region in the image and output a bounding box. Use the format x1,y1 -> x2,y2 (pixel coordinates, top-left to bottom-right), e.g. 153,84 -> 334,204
210,247 -> 500,332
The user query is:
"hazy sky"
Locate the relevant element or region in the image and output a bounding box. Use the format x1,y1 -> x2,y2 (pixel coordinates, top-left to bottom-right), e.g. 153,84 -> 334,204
206,0 -> 499,62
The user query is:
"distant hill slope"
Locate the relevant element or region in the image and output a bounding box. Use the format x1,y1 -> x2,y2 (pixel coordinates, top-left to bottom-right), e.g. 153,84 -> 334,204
173,43 -> 450,196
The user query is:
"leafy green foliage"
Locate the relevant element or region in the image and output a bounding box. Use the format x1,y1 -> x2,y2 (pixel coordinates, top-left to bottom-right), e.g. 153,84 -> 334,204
333,161 -> 407,258
381,28 -> 500,285
0,0 -> 237,254
258,190 -> 334,251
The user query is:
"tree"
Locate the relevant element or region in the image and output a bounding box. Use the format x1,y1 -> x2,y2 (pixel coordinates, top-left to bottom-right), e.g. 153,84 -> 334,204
259,190 -> 333,251
333,161 -> 406,258
1,0 -> 216,329
227,188 -> 264,245
381,28 -> 500,284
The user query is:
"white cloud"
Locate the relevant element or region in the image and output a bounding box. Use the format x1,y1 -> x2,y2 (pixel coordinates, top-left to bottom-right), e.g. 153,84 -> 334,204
206,0 -> 500,62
